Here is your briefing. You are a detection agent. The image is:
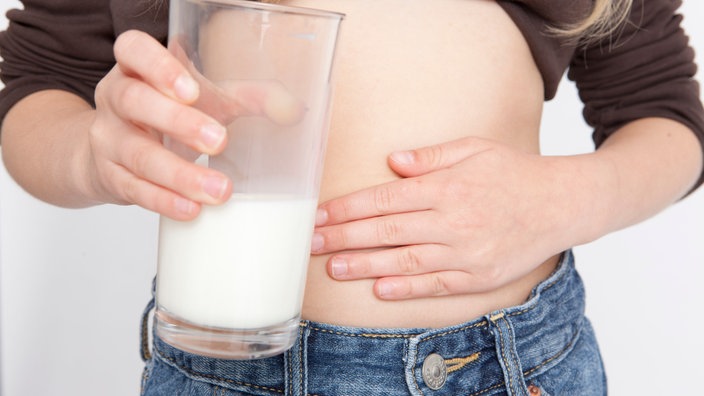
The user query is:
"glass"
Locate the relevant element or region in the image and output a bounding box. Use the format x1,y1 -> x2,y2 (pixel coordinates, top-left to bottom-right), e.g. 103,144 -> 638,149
155,0 -> 343,359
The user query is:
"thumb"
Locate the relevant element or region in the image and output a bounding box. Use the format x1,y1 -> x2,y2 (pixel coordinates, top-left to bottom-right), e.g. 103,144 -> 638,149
198,79 -> 306,126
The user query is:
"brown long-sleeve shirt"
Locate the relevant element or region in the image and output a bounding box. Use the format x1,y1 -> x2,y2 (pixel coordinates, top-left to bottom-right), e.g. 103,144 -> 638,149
1,0 -> 703,189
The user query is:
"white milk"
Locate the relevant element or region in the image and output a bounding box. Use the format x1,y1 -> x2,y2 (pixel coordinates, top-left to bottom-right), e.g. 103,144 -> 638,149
157,194 -> 317,329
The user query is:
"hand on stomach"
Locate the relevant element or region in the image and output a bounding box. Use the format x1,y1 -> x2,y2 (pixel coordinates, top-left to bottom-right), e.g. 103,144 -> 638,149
278,0 -> 561,328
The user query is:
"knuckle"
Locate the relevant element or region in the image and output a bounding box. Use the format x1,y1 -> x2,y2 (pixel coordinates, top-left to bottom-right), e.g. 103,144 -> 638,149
87,116 -> 108,146
352,255 -> 373,276
444,211 -> 477,236
114,30 -> 140,59
324,226 -> 349,251
94,77 -> 110,105
335,229 -> 352,251
376,219 -> 401,245
120,175 -> 142,206
93,165 -> 123,204
468,262 -> 503,293
484,266 -> 505,288
422,144 -> 445,168
153,55 -> 183,86
334,197 -> 356,221
167,105 -> 200,141
115,30 -> 183,91
94,68 -> 126,112
373,185 -> 395,214
397,248 -> 422,274
118,82 -> 146,111
429,273 -> 451,297
179,165 -> 213,200
126,143 -> 155,177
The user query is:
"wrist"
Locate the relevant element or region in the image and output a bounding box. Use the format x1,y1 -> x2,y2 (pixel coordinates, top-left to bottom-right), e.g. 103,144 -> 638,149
2,91 -> 104,208
554,118 -> 704,248
543,153 -> 621,249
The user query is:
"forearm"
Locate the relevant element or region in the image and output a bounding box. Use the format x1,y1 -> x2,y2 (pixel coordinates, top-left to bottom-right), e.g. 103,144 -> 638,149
1,90 -> 98,208
574,117 -> 703,244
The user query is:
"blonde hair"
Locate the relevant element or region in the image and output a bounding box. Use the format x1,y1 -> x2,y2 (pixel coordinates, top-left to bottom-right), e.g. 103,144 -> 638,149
552,0 -> 634,43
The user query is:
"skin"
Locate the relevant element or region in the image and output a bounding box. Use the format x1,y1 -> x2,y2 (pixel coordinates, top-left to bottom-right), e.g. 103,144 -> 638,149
311,119 -> 702,299
1,0 -> 702,328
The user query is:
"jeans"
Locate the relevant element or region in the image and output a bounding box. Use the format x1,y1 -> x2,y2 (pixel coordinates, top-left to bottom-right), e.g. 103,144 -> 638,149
140,250 -> 607,395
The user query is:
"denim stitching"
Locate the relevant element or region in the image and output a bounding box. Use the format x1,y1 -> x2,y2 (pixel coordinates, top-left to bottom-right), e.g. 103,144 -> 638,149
522,326 -> 580,377
212,386 -> 225,396
445,352 -> 480,373
360,261 -> 568,396
467,382 -> 505,396
410,345 -> 425,396
410,283 -> 566,396
140,298 -> 155,362
299,325 -> 305,396
408,321 -> 487,394
420,321 -> 487,342
479,266 -> 570,396
494,321 -> 517,395
154,344 -> 285,394
141,322 -> 152,361
287,347 -> 293,396
403,263 -> 566,347
462,324 -> 580,396
151,318 -> 574,396
147,256 -> 573,395
504,315 -> 524,396
307,326 -> 416,339
503,267 -> 569,321
140,365 -> 150,396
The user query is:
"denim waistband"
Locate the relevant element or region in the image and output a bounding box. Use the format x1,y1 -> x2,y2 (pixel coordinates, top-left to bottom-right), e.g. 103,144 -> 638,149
149,250 -> 586,395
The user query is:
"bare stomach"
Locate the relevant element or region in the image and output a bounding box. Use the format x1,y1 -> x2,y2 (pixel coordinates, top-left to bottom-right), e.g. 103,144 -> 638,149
275,0 -> 556,328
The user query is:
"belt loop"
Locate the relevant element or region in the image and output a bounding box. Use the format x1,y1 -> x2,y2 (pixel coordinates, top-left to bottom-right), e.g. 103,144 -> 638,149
487,311 -> 528,396
403,335 -> 433,396
286,322 -> 309,396
140,277 -> 157,362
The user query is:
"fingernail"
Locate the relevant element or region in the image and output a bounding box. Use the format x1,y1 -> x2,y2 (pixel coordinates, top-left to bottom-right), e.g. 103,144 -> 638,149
311,233 -> 324,252
200,123 -> 226,150
390,151 -> 414,165
330,257 -> 347,277
174,74 -> 199,102
315,208 -> 328,226
202,175 -> 228,200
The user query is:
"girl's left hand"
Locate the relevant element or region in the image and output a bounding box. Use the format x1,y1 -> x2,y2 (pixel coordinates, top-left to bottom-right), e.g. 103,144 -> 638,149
311,136 -> 600,300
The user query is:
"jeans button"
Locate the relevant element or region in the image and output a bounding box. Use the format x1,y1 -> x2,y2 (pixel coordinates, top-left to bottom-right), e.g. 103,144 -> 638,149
422,353 -> 447,390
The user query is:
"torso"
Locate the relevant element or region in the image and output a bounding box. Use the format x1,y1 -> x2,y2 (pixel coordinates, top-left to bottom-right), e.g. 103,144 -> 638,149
275,0 -> 557,328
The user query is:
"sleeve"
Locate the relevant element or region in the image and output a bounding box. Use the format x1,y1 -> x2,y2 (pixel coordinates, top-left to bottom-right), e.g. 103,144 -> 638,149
0,0 -> 117,125
568,0 -> 704,193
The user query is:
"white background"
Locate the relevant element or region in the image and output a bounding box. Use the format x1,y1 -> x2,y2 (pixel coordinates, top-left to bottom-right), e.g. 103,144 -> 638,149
0,1 -> 702,395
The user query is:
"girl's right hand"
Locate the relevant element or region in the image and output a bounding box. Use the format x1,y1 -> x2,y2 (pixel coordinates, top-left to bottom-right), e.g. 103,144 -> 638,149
88,30 -> 232,220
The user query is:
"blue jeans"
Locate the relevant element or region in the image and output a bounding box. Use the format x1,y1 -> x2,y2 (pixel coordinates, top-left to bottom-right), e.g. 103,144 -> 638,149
140,250 -> 606,395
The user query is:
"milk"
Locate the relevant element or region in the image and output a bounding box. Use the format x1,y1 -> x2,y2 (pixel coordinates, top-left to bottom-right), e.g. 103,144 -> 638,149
156,194 -> 317,329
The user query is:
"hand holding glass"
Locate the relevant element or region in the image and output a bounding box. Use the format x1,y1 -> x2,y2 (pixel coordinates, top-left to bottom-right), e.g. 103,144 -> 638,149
155,0 -> 343,360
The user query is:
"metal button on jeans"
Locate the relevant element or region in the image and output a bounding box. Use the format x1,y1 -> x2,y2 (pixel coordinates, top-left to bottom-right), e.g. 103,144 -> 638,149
422,353 -> 447,390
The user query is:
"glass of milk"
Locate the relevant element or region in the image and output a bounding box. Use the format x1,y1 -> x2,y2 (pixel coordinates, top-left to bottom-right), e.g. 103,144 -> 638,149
156,0 -> 343,359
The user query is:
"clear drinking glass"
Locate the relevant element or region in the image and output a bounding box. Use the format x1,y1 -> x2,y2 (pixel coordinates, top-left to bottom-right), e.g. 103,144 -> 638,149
155,0 -> 344,359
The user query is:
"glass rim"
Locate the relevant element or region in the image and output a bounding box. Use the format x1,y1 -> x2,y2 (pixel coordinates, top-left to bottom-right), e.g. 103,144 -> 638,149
190,0 -> 346,20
